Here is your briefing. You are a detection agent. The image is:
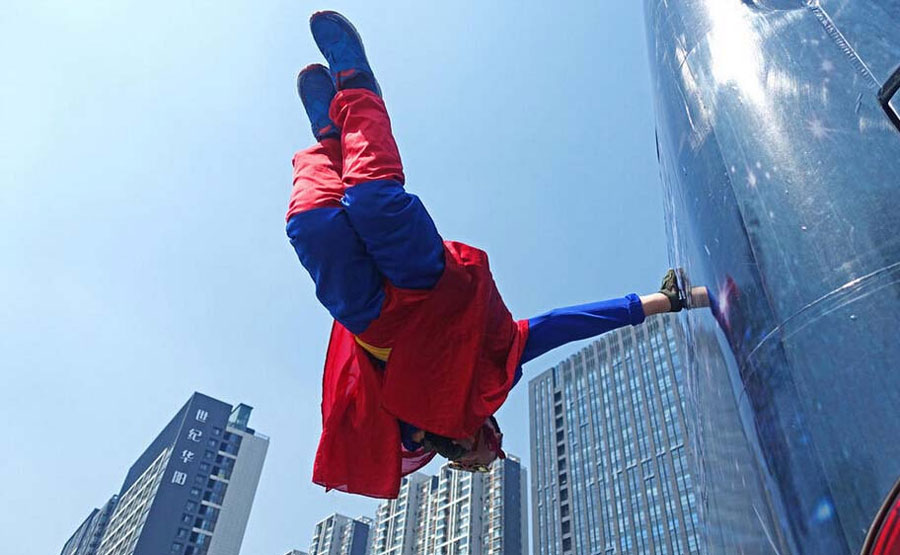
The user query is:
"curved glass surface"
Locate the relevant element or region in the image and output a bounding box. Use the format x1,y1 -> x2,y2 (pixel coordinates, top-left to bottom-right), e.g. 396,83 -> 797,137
643,0 -> 900,553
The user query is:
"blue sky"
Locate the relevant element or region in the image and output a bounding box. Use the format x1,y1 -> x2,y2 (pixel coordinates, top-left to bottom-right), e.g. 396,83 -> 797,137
0,1 -> 665,553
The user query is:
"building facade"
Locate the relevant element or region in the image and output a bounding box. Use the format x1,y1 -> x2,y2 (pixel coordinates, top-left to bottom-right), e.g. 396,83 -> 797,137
307,514 -> 371,555
87,393 -> 268,555
60,495 -> 119,555
369,456 -> 528,555
480,457 -> 528,555
370,473 -> 432,555
529,313 -> 700,554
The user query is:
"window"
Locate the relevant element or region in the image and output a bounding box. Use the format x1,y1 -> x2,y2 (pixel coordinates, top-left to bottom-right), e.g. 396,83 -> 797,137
199,505 -> 218,519
880,66 -> 900,134
194,517 -> 215,532
171,542 -> 183,553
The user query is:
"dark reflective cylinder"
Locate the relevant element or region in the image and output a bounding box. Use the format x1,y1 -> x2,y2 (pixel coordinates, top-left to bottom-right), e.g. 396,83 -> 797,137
644,1 -> 900,553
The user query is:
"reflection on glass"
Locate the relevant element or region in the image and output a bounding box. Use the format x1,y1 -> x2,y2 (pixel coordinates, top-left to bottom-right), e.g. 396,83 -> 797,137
645,0 -> 900,553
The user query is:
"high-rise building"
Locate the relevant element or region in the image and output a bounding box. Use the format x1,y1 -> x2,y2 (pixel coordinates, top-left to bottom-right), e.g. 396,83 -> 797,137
412,475 -> 441,555
307,514 -> 371,555
283,551 -> 309,555
61,495 -> 119,555
89,392 -> 268,555
342,518 -> 372,555
423,466 -> 484,555
369,456 -> 528,555
480,457 -> 528,555
529,313 -> 700,555
370,473 -> 432,555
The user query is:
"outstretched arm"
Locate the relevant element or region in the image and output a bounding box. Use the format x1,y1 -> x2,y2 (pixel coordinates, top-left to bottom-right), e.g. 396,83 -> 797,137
520,293 -> 650,365
639,292 -> 677,317
519,270 -> 685,365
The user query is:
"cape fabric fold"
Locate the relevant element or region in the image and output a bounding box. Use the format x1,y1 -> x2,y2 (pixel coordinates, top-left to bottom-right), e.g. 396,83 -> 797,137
312,241 -> 529,498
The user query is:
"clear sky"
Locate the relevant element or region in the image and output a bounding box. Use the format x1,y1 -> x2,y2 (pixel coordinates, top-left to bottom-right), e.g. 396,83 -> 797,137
1,1 -> 665,553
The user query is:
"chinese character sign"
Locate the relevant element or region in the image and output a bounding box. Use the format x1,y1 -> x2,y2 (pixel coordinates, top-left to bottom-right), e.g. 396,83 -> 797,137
167,401 -> 224,494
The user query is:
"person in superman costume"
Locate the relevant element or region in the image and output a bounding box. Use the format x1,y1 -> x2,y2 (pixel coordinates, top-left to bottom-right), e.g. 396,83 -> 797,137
287,11 -> 687,499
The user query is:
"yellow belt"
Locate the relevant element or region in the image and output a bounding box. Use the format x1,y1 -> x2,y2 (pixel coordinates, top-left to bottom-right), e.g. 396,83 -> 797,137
354,336 -> 392,362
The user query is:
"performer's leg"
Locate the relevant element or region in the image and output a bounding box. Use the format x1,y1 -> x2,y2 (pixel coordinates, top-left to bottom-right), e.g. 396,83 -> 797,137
311,12 -> 444,290
286,138 -> 344,215
286,137 -> 385,334
333,90 -> 444,289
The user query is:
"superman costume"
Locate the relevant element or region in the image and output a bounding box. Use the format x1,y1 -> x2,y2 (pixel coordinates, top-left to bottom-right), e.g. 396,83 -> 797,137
287,12 -> 647,498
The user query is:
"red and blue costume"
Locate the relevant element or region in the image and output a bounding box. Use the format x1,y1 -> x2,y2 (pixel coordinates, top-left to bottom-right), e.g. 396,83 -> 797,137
287,12 -> 646,498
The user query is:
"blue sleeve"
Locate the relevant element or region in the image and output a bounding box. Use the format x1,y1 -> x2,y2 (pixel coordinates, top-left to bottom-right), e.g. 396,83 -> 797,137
519,293 -> 646,365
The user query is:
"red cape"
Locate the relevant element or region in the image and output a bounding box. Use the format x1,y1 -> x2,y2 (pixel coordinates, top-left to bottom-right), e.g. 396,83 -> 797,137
312,241 -> 529,498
